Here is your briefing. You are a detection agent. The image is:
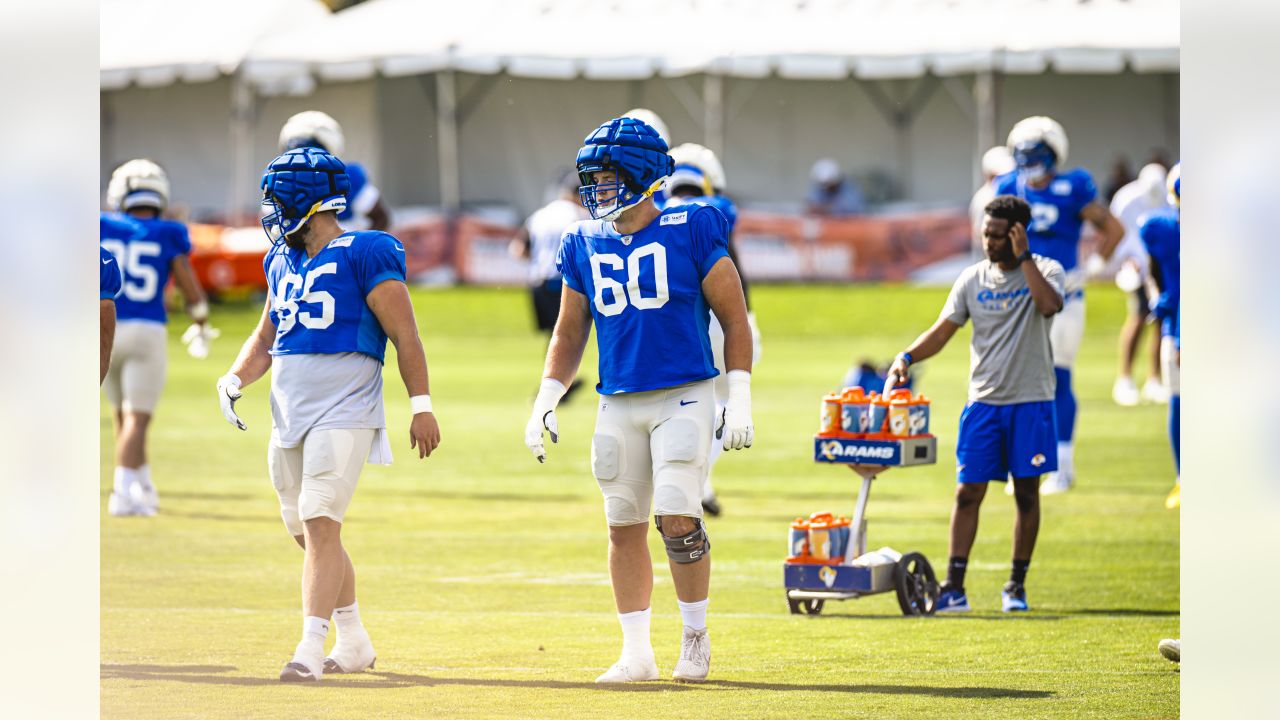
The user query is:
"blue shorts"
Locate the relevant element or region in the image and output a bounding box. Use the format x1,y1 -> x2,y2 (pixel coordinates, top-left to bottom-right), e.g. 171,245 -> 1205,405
956,401 -> 1058,484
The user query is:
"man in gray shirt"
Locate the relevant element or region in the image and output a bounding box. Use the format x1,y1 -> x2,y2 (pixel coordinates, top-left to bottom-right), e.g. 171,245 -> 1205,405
885,195 -> 1064,614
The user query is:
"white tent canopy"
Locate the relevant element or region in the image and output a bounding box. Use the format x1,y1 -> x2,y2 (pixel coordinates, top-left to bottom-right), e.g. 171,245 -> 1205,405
99,0 -> 331,90
101,0 -> 1178,90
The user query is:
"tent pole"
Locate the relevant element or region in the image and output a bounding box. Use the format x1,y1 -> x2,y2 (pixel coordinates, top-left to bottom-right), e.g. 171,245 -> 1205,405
230,71 -> 255,224
974,68 -> 998,186
703,72 -> 724,156
436,69 -> 461,218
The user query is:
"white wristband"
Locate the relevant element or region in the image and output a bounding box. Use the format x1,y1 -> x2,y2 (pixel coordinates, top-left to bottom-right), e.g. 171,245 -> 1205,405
535,378 -> 567,408
219,373 -> 241,389
190,300 -> 209,322
410,395 -> 433,414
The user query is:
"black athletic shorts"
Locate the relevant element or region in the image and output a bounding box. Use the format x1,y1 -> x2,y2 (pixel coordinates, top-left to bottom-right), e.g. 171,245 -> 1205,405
532,280 -> 562,332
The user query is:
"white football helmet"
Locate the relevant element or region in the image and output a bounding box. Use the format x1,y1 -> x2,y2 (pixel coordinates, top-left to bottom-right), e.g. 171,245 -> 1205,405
981,146 -> 1015,178
623,108 -> 670,148
1136,163 -> 1169,205
106,159 -> 170,212
1007,116 -> 1069,166
670,142 -> 727,194
279,110 -> 345,156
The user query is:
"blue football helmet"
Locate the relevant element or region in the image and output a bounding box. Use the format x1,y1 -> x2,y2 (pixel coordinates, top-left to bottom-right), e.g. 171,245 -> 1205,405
1008,116 -> 1068,182
260,147 -> 350,244
576,117 -> 673,221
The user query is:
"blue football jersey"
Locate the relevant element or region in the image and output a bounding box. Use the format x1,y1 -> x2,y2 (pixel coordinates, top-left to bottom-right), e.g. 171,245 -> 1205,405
1139,207 -> 1180,336
100,245 -> 122,300
264,231 -> 407,363
658,193 -> 738,234
98,213 -> 192,323
994,168 -> 1098,272
557,203 -> 731,394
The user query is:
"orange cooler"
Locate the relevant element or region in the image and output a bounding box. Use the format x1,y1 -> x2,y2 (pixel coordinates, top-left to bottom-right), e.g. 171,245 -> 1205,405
820,392 -> 843,436
840,387 -> 871,435
788,518 -> 810,558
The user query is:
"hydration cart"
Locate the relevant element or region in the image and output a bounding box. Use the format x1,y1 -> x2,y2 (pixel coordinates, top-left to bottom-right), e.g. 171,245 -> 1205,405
784,434 -> 941,616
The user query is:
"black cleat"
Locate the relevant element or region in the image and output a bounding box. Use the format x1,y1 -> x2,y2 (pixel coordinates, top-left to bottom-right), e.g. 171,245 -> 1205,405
701,496 -> 722,517
279,662 -> 319,682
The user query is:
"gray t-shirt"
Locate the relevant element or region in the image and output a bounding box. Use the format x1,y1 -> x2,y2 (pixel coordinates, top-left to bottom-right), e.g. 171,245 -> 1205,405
942,256 -> 1065,405
270,352 -> 385,447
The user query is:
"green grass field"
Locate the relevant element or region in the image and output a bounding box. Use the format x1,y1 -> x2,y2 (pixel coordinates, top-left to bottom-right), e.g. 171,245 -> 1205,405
101,283 -> 1179,719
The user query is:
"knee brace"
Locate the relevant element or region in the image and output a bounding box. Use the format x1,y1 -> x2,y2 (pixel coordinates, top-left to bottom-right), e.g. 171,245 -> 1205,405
655,516 -> 710,564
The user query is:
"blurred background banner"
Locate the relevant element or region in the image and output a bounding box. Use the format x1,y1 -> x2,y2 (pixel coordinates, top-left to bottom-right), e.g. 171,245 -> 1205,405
101,0 -> 1178,291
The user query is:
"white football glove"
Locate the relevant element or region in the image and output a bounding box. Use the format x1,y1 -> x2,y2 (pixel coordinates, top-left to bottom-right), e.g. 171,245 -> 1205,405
717,370 -> 754,450
524,378 -> 566,463
217,373 -> 247,431
182,323 -> 220,359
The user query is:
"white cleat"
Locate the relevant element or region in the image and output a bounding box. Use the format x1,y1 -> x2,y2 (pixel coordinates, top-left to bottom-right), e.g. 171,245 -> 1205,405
108,491 -> 142,517
672,627 -> 710,682
1040,471 -> 1073,495
323,637 -> 377,674
129,481 -> 159,516
280,647 -> 324,683
1141,379 -> 1170,405
595,653 -> 659,684
1112,377 -> 1140,407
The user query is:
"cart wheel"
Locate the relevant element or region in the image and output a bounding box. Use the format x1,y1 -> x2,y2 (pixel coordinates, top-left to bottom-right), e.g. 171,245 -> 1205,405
802,599 -> 825,615
786,594 -> 803,615
894,552 -> 939,616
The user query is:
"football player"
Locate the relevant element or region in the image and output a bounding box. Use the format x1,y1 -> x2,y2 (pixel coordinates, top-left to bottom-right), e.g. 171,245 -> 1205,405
217,147 -> 441,682
101,160 -> 215,517
99,239 -> 123,384
279,111 -> 390,231
1138,163 -> 1180,509
664,142 -> 762,516
524,117 -> 753,683
1107,163 -> 1169,406
995,117 -> 1124,494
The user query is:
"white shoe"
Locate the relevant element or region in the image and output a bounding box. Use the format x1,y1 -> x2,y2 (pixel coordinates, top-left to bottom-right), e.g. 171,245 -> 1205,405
280,643 -> 324,682
1112,377 -> 1140,407
324,635 -> 377,673
1040,471 -> 1073,495
1142,379 -> 1170,405
108,491 -> 141,517
672,627 -> 710,682
595,653 -> 658,683
129,481 -> 159,516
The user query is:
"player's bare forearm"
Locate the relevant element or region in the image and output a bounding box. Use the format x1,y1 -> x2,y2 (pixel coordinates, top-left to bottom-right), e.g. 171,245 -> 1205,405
904,318 -> 961,365
170,255 -> 208,322
544,288 -> 591,385
1022,261 -> 1064,316
703,257 -> 752,372
100,299 -> 115,384
228,301 -> 275,387
1083,203 -> 1125,260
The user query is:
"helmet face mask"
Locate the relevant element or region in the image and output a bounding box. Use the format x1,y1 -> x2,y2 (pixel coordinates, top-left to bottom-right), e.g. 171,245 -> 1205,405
1012,141 -> 1058,182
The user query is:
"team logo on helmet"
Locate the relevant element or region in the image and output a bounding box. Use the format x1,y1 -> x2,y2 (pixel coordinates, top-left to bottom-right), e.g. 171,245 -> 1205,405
260,147 -> 350,245
575,117 -> 674,221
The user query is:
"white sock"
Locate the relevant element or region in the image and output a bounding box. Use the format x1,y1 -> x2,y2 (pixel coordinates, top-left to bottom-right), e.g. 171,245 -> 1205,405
1057,442 -> 1074,477
678,598 -> 709,632
296,615 -> 329,658
138,464 -> 154,492
333,601 -> 367,639
113,467 -> 132,495
618,608 -> 653,658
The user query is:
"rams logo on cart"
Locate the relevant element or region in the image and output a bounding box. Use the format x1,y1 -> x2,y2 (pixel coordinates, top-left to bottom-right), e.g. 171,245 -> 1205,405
820,440 -> 844,461
819,565 -> 837,588
1031,453 -> 1046,467
819,439 -> 896,462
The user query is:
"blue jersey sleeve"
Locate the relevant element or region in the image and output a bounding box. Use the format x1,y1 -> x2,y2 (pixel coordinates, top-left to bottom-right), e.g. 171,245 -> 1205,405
688,205 -> 730,278
100,246 -> 122,300
354,232 -> 407,296
170,222 -> 192,256
556,231 -> 585,294
1071,169 -> 1098,214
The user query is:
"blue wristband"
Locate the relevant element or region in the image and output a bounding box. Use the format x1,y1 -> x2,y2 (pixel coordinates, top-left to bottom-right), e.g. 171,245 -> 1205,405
898,352 -> 913,366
